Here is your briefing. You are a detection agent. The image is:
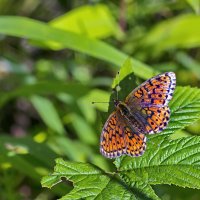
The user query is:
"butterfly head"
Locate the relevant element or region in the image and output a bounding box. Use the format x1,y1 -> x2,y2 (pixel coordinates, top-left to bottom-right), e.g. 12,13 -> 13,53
114,100 -> 130,116
114,99 -> 121,107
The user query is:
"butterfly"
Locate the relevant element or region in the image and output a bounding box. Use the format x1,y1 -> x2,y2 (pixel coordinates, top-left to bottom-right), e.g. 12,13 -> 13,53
100,72 -> 176,158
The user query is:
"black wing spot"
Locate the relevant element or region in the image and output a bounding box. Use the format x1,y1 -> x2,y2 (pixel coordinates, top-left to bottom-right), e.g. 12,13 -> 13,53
149,81 -> 153,86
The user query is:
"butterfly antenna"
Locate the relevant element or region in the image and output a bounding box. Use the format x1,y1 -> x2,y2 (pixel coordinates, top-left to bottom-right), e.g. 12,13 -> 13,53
116,71 -> 120,100
92,101 -> 112,104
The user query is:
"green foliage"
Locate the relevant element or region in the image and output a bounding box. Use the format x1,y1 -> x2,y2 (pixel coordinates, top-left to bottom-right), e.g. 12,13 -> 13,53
42,158 -> 138,200
0,16 -> 156,79
0,135 -> 57,181
186,0 -> 200,14
30,95 -> 65,135
49,4 -> 123,40
41,63 -> 200,199
115,136 -> 200,189
42,158 -> 161,200
0,1 -> 200,199
175,52 -> 200,80
0,82 -> 89,107
143,15 -> 200,54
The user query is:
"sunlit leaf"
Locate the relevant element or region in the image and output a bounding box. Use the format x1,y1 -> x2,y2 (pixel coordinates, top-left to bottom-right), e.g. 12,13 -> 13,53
112,58 -> 135,88
49,4 -> 122,39
30,95 -> 65,135
186,0 -> 200,14
65,113 -> 97,145
143,14 -> 200,53
0,16 -> 156,79
175,52 -> 200,79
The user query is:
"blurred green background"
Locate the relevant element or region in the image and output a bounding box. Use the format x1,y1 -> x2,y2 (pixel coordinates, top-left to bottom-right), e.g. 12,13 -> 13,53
0,0 -> 200,199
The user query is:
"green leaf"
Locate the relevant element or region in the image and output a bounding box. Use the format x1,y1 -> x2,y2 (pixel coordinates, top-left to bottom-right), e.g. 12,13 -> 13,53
0,135 -> 57,169
143,14 -> 200,53
66,113 -> 97,145
186,0 -> 200,14
112,58 -> 135,88
0,135 -> 56,181
115,136 -> 200,189
48,136 -> 90,161
49,4 -> 122,39
0,82 -> 89,107
186,119 -> 200,135
0,16 -> 156,79
42,158 -> 150,200
30,95 -> 65,135
175,52 -> 200,79
0,135 -> 70,196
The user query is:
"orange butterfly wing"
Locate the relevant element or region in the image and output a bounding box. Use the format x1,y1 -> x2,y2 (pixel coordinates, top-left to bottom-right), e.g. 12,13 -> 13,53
100,110 -> 146,158
125,72 -> 176,134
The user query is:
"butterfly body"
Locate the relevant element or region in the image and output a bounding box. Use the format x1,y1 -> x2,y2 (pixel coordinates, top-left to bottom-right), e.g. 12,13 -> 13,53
116,101 -> 146,133
100,72 -> 176,159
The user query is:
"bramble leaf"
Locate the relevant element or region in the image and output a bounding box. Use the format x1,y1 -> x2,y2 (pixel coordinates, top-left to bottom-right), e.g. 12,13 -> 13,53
41,158 -> 139,200
115,136 -> 200,189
